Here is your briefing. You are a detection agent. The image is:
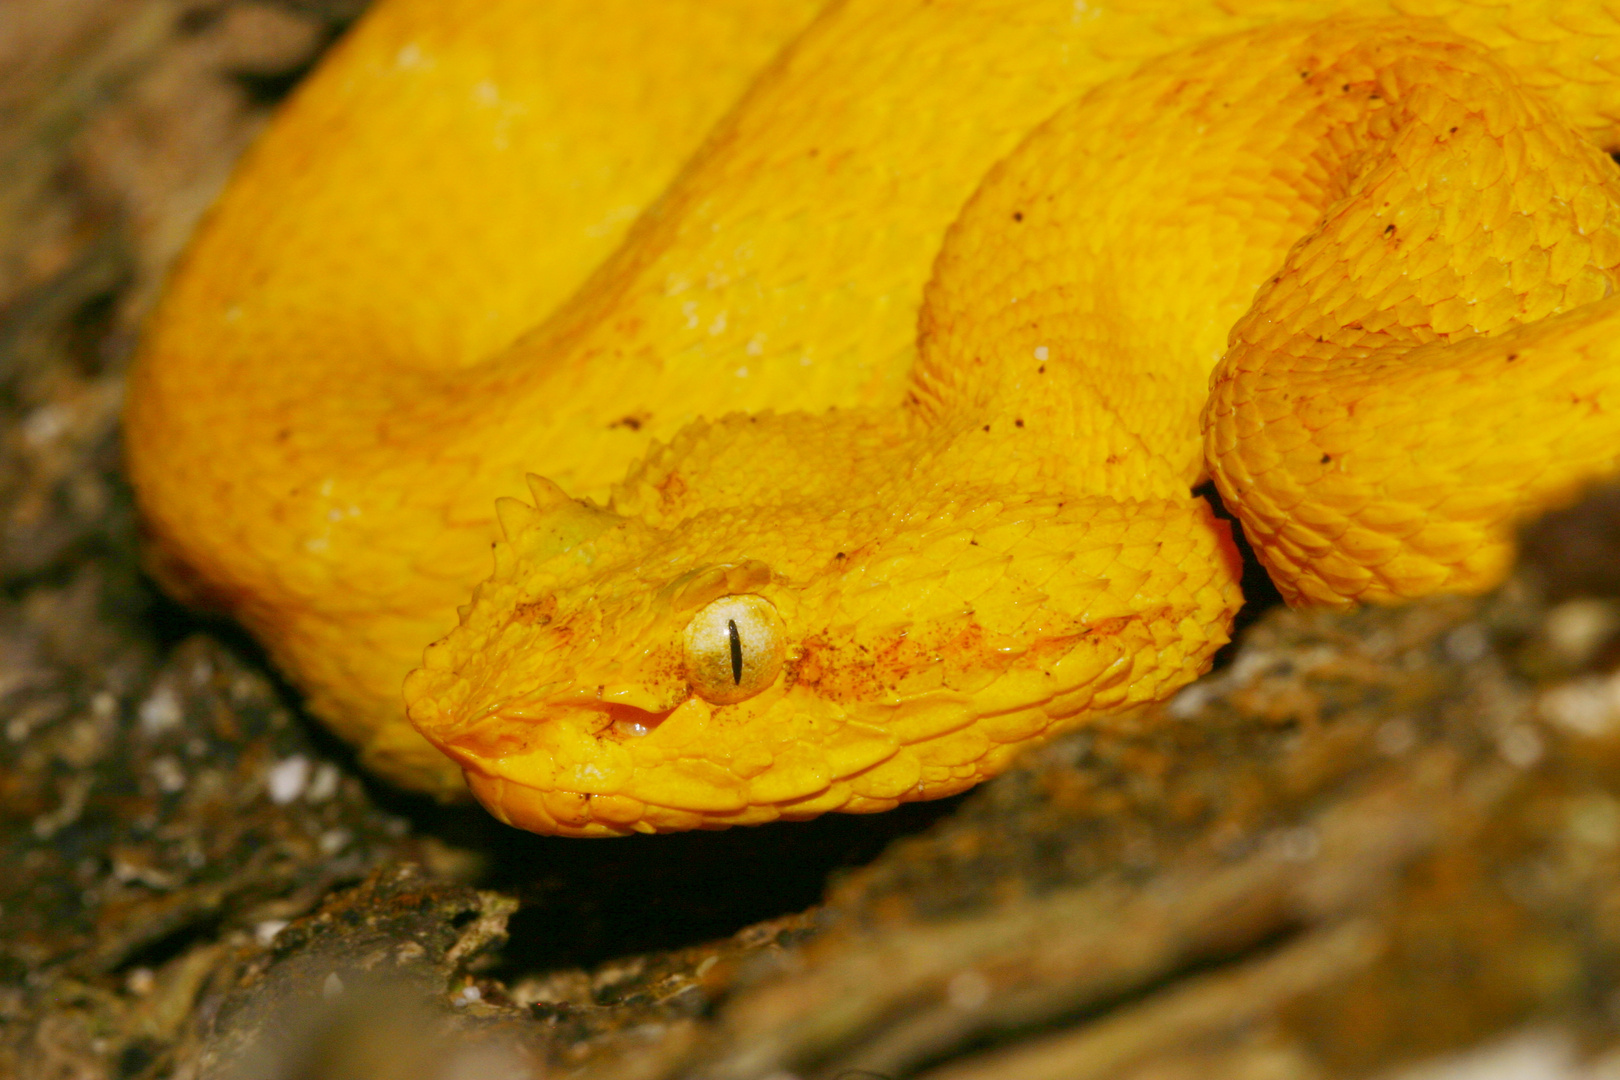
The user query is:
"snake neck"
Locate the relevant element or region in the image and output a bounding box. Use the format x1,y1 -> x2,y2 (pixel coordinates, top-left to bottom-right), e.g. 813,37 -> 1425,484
1198,22 -> 1620,604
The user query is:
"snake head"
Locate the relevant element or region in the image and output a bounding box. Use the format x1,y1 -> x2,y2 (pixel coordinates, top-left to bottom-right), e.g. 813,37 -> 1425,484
404,471 -> 824,835
405,437 -> 1241,837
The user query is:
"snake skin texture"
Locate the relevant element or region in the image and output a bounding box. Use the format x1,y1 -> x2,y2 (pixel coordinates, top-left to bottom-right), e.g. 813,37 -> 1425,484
126,1 -> 1620,834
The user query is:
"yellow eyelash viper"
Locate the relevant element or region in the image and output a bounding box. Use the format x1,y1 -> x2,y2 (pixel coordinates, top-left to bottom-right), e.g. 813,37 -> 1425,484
125,0 -> 1620,836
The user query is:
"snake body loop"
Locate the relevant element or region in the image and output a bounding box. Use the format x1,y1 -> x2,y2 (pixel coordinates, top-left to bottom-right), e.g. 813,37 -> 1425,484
127,1 -> 1620,835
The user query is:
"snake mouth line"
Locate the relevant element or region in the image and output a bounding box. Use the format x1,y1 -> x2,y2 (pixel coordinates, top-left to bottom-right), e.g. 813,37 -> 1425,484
601,702 -> 676,738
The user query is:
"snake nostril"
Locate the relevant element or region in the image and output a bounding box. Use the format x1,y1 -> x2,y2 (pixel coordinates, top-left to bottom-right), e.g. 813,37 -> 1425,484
604,702 -> 672,738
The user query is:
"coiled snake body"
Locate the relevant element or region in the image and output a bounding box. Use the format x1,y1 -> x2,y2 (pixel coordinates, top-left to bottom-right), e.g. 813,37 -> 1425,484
126,0 -> 1620,835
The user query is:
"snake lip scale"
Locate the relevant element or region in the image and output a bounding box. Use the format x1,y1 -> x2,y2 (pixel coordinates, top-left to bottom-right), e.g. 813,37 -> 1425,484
126,1 -> 1620,836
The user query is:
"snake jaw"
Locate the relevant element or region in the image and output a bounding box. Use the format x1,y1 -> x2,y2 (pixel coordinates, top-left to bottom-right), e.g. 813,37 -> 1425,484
440,594 -> 1205,837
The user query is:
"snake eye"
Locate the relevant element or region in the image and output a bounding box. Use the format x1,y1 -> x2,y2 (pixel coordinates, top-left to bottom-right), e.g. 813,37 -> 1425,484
683,594 -> 785,705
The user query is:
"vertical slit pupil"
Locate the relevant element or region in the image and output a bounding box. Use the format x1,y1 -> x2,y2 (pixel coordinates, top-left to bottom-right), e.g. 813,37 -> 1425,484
728,619 -> 743,684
